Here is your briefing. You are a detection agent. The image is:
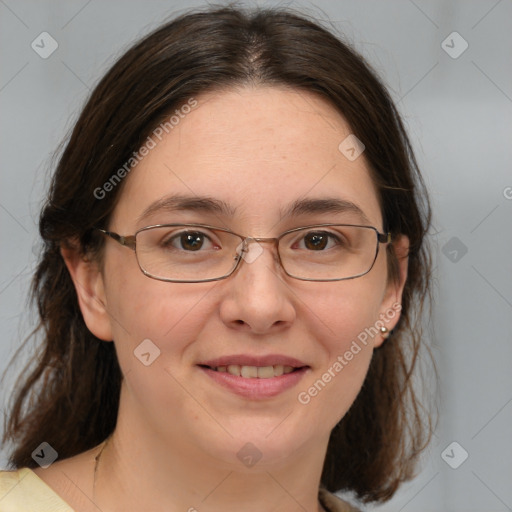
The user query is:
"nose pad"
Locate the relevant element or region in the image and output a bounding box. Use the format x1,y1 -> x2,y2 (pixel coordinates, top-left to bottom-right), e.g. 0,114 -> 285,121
235,238 -> 265,264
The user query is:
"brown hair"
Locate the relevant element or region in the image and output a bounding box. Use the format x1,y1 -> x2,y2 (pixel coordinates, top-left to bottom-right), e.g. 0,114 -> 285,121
2,4 -> 434,503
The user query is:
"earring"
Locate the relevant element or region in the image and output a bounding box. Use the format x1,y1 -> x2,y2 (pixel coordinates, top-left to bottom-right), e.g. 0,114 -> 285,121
379,326 -> 390,339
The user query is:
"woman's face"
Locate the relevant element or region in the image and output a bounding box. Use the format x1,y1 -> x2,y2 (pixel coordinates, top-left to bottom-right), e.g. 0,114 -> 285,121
81,86 -> 407,466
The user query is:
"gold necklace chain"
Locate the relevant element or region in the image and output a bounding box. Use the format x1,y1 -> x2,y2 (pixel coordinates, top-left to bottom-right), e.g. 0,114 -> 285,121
93,437 -> 110,501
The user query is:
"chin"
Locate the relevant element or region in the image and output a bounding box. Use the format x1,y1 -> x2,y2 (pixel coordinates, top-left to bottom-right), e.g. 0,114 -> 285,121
200,417 -> 314,468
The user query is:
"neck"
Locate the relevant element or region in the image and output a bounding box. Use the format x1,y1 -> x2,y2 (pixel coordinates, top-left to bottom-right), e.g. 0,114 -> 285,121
93,391 -> 330,512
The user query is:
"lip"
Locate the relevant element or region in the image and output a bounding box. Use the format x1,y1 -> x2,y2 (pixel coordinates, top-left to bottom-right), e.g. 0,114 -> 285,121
199,366 -> 310,399
197,354 -> 310,400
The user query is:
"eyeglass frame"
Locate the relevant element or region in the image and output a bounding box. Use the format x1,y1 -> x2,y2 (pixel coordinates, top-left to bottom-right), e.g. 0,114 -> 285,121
95,223 -> 392,283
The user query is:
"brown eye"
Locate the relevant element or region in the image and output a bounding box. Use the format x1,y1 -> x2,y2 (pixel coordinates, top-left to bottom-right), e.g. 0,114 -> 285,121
303,232 -> 329,250
161,231 -> 214,251
179,232 -> 205,251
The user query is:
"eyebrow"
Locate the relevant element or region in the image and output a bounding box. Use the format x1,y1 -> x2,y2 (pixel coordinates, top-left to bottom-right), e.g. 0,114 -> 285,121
283,197 -> 372,225
137,194 -> 372,225
137,195 -> 236,223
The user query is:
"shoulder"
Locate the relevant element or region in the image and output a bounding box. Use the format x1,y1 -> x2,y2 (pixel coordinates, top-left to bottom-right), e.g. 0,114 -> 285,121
319,487 -> 363,512
0,468 -> 74,511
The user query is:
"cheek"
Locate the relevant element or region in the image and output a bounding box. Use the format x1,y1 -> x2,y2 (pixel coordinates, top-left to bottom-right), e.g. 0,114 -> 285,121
303,272 -> 385,353
295,279 -> 384,427
102,254 -> 213,371
102,271 -> 217,427
298,327 -> 375,432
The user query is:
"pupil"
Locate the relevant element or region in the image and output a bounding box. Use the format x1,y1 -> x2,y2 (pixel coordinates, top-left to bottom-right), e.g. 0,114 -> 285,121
305,233 -> 327,250
181,232 -> 203,251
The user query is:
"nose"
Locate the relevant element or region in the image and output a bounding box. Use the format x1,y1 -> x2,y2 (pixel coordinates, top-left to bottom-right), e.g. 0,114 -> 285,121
219,238 -> 296,334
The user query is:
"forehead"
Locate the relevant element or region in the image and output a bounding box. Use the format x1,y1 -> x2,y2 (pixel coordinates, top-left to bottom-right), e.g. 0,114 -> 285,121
111,86 -> 383,232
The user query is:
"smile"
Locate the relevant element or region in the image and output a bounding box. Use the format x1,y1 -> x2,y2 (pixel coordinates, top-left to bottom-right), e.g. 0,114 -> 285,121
202,364 -> 298,379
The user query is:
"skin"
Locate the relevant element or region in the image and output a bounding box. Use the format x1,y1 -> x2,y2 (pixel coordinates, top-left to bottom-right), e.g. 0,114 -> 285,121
35,86 -> 409,512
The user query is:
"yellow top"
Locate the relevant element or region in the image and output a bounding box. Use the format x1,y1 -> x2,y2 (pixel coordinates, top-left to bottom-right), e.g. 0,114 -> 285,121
0,468 -> 361,512
0,468 -> 73,511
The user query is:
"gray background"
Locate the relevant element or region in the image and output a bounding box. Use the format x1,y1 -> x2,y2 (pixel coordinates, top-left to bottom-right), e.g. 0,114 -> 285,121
1,1 -> 511,510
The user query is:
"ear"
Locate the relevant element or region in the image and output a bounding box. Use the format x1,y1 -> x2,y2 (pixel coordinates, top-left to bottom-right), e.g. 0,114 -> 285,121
373,234 -> 409,348
61,240 -> 113,342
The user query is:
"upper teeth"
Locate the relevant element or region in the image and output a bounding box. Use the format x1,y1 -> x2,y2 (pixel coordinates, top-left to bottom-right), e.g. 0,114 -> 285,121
214,365 -> 295,378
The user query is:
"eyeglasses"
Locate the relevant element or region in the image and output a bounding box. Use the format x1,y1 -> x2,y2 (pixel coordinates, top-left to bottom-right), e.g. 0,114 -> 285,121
96,223 -> 391,283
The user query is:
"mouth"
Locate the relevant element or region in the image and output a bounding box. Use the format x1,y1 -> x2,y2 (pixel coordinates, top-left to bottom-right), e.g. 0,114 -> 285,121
196,355 -> 310,399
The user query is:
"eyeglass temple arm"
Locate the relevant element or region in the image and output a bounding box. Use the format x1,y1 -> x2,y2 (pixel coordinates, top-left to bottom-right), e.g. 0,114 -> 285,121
378,232 -> 392,244
96,229 -> 136,250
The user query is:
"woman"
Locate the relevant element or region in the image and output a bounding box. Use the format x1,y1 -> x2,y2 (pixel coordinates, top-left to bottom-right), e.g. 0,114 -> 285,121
0,5 -> 433,511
